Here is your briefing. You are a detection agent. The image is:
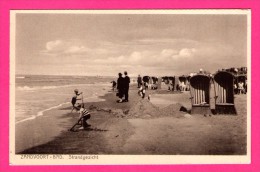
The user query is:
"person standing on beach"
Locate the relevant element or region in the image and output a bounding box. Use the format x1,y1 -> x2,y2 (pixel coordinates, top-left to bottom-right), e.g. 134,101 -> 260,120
137,75 -> 142,88
124,71 -> 130,102
71,89 -> 83,111
117,73 -> 124,103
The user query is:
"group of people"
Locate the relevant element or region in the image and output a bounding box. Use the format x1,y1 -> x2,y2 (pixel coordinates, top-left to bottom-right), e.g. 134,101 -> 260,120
116,71 -> 130,103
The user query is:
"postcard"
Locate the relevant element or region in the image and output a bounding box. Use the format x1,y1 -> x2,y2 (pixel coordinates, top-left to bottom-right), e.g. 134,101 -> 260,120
9,9 -> 251,165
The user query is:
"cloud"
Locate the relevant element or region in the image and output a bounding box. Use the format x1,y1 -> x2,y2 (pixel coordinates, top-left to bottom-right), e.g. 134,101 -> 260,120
161,49 -> 178,57
135,38 -> 198,45
178,48 -> 196,57
64,45 -> 88,54
42,40 -> 89,55
92,48 -> 194,68
39,38 -> 241,76
46,40 -> 63,51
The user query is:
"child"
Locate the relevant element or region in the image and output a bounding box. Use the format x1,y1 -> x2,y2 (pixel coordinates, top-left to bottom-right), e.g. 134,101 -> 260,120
111,80 -> 117,91
138,84 -> 146,99
77,105 -> 91,130
71,89 -> 83,111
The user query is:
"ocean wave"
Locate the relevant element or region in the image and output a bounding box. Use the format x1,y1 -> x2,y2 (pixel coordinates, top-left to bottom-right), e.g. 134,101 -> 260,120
15,102 -> 70,124
16,76 -> 25,79
15,94 -> 105,124
16,83 -> 109,91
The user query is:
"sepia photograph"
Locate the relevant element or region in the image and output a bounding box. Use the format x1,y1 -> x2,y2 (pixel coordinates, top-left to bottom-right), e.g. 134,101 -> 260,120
10,10 -> 250,165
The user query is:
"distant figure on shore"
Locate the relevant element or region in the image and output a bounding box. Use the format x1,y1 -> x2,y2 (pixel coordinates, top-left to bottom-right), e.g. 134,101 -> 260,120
71,89 -> 82,111
168,79 -> 173,91
117,73 -> 124,103
111,80 -> 117,91
238,81 -> 245,94
137,75 -> 142,88
157,77 -> 162,89
176,84 -> 180,91
124,71 -> 130,102
234,83 -> 238,94
245,80 -> 247,94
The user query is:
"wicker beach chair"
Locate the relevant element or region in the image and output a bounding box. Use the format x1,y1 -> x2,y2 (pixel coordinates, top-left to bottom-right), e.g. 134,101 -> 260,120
213,71 -> 237,114
190,74 -> 211,114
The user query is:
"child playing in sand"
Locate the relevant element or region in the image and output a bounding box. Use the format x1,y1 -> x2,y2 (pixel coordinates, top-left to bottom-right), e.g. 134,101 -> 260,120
77,105 -> 91,130
111,80 -> 117,91
138,84 -> 146,99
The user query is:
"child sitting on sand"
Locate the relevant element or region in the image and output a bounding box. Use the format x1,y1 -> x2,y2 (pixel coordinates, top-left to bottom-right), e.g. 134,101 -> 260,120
77,105 -> 91,130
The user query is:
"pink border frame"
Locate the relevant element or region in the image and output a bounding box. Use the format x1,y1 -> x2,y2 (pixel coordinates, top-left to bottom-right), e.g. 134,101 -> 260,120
0,0 -> 259,171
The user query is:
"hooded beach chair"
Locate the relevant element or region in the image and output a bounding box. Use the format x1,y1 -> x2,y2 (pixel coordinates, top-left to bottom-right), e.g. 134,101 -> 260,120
190,74 -> 211,114
235,74 -> 247,94
213,71 -> 237,114
179,75 -> 189,91
143,76 -> 150,89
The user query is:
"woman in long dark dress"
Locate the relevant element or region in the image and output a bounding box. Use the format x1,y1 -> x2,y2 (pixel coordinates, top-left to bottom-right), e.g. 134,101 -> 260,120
117,73 -> 124,103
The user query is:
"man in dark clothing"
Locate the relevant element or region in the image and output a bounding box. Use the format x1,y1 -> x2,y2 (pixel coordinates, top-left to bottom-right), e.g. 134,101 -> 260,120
123,71 -> 130,102
117,73 -> 124,103
137,75 -> 142,88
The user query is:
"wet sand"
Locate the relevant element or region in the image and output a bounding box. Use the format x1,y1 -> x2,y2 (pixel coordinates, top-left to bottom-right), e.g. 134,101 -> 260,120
17,85 -> 247,155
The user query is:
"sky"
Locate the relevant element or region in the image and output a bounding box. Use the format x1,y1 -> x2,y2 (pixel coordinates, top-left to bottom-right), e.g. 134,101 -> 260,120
15,12 -> 248,77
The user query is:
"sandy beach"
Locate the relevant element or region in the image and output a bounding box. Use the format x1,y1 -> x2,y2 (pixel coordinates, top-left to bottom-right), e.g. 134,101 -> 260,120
16,84 -> 247,155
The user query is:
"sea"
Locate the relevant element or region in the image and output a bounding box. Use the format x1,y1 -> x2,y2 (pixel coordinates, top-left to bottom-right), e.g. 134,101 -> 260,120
15,75 -> 115,124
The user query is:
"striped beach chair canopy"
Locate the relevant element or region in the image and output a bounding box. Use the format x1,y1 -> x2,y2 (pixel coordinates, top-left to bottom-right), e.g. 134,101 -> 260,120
213,71 -> 237,114
214,71 -> 234,105
190,74 -> 211,106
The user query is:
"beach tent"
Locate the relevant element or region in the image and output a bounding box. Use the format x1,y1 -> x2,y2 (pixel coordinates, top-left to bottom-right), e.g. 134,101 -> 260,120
150,76 -> 159,89
235,74 -> 247,94
235,74 -> 247,85
151,77 -> 158,84
142,76 -> 150,89
179,75 -> 189,91
190,74 -> 211,114
143,76 -> 150,83
162,76 -> 169,84
213,71 -> 237,114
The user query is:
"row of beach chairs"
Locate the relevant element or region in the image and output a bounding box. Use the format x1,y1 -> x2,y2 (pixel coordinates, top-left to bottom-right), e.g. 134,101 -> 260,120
190,71 -> 237,115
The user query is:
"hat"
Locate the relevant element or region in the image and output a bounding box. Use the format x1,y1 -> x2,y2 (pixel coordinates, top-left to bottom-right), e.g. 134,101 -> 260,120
74,89 -> 79,93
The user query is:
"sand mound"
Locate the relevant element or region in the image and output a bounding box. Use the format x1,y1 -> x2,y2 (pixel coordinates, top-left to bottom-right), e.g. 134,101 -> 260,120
160,103 -> 189,118
88,101 -> 190,119
88,104 -> 130,118
127,99 -> 161,119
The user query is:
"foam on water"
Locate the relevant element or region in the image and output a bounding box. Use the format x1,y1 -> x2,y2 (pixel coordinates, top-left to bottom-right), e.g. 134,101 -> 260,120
15,94 -> 106,124
16,76 -> 25,79
15,75 -> 113,124
17,83 -> 110,91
